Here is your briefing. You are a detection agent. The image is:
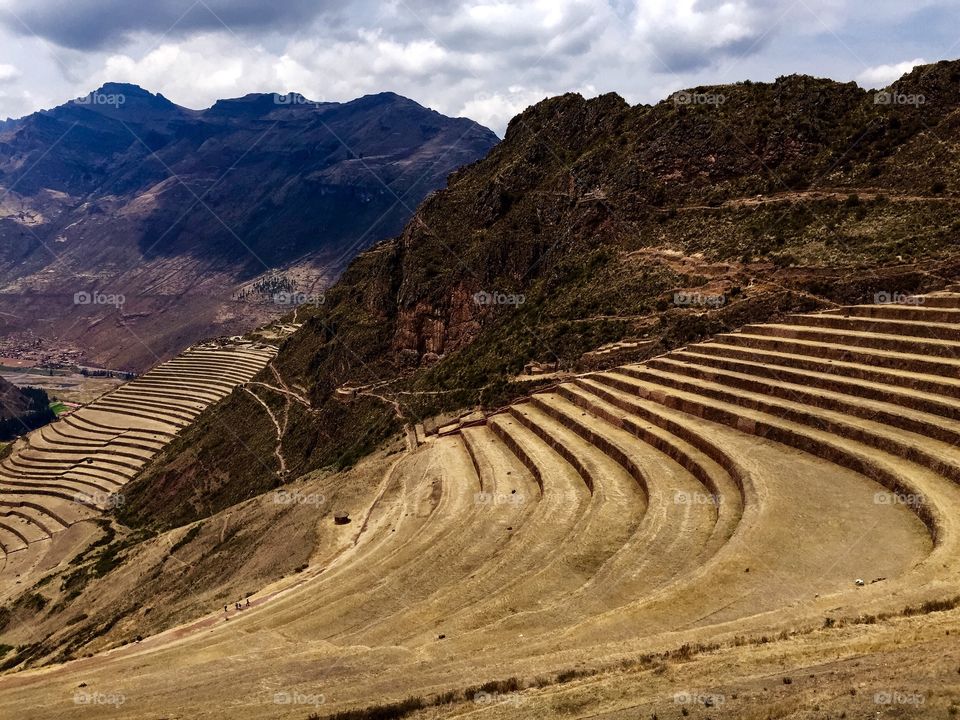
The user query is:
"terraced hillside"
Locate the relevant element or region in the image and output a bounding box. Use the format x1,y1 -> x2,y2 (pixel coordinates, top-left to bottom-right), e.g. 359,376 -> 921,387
0,340 -> 276,590
2,294 -> 960,718
131,60 -> 960,516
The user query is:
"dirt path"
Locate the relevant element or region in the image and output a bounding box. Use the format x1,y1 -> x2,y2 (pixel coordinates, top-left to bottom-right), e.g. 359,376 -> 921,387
242,365 -> 317,416
667,188 -> 959,212
243,386 -> 287,474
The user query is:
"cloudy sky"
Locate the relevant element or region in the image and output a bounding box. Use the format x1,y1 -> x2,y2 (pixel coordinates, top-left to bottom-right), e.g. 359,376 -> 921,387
0,0 -> 956,135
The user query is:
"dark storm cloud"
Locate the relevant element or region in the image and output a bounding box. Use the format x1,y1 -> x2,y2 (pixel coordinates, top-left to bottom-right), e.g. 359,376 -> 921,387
0,0 -> 335,49
653,33 -> 773,74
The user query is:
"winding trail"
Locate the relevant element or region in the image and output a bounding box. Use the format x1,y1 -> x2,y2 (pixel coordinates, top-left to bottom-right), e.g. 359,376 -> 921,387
243,386 -> 287,475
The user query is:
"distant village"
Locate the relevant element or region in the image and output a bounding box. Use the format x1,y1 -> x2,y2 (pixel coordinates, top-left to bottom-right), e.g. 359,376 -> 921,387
0,332 -> 135,378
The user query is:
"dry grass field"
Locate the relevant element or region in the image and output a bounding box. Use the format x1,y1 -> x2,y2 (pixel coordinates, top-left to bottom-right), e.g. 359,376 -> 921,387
2,295 -> 960,718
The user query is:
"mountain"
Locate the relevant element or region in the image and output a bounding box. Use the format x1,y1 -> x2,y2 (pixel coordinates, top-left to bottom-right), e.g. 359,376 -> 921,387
0,84 -> 498,371
119,60 -> 960,529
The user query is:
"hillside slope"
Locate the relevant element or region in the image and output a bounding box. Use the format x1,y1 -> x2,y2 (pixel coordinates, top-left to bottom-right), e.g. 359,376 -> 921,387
4,289 -> 960,718
124,60 -> 960,530
0,84 -> 498,370
0,377 -> 54,440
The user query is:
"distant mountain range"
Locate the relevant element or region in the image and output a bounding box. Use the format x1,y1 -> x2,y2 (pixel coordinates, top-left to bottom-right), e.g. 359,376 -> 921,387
0,83 -> 498,370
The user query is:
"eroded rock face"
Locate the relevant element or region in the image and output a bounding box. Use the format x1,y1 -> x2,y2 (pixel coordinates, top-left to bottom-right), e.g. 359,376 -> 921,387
393,284 -> 485,358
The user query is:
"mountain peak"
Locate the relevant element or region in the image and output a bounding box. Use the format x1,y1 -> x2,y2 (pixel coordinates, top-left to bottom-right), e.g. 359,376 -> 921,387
95,81 -> 149,95
88,82 -> 172,103
205,92 -> 332,118
889,59 -> 960,111
67,82 -> 180,115
349,91 -> 417,110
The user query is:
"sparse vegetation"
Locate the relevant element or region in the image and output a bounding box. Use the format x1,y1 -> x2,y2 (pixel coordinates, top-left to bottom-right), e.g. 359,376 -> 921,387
169,523 -> 203,554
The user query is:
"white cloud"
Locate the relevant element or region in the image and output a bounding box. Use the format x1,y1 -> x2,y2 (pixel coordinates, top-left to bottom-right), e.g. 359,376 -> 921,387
632,0 -> 767,70
361,32 -> 450,78
0,63 -> 19,83
98,37 -> 280,107
459,87 -> 553,132
0,88 -> 40,118
857,58 -> 928,87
